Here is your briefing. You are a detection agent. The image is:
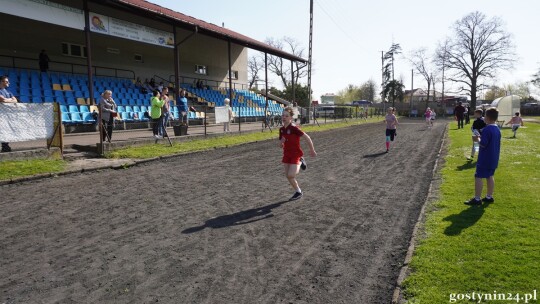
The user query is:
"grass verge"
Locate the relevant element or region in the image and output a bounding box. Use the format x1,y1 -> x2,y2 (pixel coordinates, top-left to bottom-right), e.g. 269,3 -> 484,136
0,158 -> 66,181
107,117 -> 381,159
402,121 -> 540,302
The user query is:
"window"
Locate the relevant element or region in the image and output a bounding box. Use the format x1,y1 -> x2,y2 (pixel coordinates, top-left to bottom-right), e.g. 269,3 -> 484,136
134,54 -> 143,62
195,64 -> 207,75
228,70 -> 239,80
61,42 -> 87,58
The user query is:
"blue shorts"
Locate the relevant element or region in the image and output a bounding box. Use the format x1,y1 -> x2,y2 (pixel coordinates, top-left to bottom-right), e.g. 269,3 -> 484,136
475,167 -> 496,178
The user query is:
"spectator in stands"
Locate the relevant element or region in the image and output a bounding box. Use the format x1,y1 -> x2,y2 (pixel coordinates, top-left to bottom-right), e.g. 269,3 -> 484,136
135,77 -> 144,92
150,90 -> 164,139
0,75 -> 18,152
157,81 -> 164,92
98,90 -> 117,143
223,98 -> 233,132
39,50 -> 50,73
159,87 -> 171,137
149,78 -> 156,89
177,89 -> 189,123
196,79 -> 203,89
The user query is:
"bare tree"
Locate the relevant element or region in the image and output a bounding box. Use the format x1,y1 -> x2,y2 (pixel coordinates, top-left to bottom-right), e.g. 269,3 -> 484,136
265,37 -> 308,88
436,11 -> 515,105
409,48 -> 436,106
247,55 -> 264,89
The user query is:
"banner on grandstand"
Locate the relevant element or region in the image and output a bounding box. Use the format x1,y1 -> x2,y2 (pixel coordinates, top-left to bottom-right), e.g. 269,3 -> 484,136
215,107 -> 230,124
89,12 -> 175,48
0,103 -> 55,142
0,0 -> 84,30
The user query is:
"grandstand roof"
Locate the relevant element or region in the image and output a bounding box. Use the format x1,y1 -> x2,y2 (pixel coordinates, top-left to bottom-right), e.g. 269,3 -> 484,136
102,0 -> 307,63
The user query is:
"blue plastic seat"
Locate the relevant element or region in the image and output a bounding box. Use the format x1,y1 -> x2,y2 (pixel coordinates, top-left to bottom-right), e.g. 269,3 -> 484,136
82,112 -> 96,123
32,96 -> 43,103
80,105 -> 90,113
60,105 -> 68,113
117,106 -> 125,113
61,113 -> 72,124
121,112 -> 134,122
19,95 -> 30,103
70,112 -> 83,123
133,106 -> 141,112
68,105 -> 79,113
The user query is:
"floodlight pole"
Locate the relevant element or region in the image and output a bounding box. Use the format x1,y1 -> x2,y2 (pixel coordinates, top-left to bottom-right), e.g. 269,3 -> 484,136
83,0 -> 100,154
307,0 -> 313,109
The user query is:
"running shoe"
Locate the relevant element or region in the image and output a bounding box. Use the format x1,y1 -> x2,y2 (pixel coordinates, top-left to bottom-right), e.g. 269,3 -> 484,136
464,198 -> 482,206
482,197 -> 494,203
300,157 -> 307,170
289,192 -> 303,201
386,149 -> 389,153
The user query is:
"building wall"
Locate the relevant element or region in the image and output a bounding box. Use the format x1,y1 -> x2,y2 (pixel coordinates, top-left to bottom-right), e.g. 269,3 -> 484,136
0,0 -> 247,88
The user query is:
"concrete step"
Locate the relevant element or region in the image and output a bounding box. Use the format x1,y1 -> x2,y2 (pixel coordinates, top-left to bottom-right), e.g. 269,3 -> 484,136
63,151 -> 99,161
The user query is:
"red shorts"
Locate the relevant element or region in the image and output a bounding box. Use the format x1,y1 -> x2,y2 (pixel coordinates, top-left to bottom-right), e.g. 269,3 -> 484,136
282,154 -> 302,165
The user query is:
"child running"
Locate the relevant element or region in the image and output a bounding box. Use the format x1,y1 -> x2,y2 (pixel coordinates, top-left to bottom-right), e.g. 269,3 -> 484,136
384,107 -> 399,153
425,107 -> 432,128
505,112 -> 524,138
465,108 -> 501,206
468,109 -> 486,160
279,107 -> 317,201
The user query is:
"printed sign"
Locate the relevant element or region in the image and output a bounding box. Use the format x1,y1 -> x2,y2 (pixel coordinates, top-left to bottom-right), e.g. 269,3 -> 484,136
0,103 -> 55,142
89,12 -> 174,48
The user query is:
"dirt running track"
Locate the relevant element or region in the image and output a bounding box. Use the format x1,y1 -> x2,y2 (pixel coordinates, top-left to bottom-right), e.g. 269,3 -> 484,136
0,119 -> 446,304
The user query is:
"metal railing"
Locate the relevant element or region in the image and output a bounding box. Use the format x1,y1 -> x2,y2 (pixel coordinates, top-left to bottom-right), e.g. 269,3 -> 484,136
0,54 -> 136,79
169,75 -> 248,91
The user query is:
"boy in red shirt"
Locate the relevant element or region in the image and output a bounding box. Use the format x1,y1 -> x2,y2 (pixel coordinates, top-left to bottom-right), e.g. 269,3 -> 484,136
279,107 -> 317,201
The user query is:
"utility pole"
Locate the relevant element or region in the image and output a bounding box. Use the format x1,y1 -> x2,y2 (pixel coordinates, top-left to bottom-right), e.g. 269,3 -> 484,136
391,52 -> 395,108
442,53 -> 445,117
307,0 -> 313,108
410,69 -> 414,115
381,50 -> 385,113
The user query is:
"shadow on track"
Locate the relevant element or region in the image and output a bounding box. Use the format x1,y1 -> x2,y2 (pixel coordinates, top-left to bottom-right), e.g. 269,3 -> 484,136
443,201 -> 492,236
363,151 -> 388,158
182,200 -> 289,234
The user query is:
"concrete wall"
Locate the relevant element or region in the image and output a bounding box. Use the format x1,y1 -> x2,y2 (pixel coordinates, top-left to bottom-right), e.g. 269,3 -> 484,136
0,0 -> 247,88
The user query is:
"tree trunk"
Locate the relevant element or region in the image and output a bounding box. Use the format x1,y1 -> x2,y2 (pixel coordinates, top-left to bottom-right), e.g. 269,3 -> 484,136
471,78 -> 477,107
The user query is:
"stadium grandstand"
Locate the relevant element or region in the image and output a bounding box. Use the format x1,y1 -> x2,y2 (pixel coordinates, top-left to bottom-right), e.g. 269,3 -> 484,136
0,0 -> 306,132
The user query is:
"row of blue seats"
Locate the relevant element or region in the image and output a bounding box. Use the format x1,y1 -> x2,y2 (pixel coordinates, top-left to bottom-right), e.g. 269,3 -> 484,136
62,109 -> 201,124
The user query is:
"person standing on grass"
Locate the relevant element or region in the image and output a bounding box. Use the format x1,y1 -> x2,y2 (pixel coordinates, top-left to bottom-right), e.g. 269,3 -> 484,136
98,90 -> 117,143
465,107 -> 501,206
279,107 -> 317,201
150,90 -> 164,139
505,112 -> 524,138
159,87 -> 171,137
468,109 -> 487,160
454,101 -> 466,129
223,98 -> 233,133
384,107 -> 399,153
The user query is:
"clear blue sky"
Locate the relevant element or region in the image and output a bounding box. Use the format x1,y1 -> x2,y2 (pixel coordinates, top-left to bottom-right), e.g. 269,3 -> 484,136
151,0 -> 539,100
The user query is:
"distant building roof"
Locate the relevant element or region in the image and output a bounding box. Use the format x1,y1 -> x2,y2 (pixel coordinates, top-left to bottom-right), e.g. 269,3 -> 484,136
109,0 -> 307,62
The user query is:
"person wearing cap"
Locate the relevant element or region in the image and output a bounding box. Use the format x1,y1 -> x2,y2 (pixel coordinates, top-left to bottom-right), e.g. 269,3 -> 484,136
223,98 -> 233,133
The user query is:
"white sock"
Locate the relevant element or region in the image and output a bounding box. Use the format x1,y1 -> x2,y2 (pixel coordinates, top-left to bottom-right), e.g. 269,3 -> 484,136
486,195 -> 492,199
475,196 -> 481,201
296,188 -> 302,193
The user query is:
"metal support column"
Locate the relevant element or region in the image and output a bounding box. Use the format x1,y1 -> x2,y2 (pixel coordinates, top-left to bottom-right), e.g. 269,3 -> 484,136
264,52 -> 269,130
83,0 -> 99,153
228,40 -> 238,132
307,0 -> 314,108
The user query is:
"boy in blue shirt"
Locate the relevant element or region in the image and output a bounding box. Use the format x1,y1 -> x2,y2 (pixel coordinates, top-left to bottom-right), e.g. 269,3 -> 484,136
465,108 -> 501,205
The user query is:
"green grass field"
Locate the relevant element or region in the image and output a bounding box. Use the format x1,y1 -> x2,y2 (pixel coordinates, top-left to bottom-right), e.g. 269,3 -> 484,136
106,117 -> 380,159
403,120 -> 540,303
0,158 -> 66,181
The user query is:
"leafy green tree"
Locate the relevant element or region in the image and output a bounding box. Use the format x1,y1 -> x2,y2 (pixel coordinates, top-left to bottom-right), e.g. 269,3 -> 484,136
382,80 -> 405,103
